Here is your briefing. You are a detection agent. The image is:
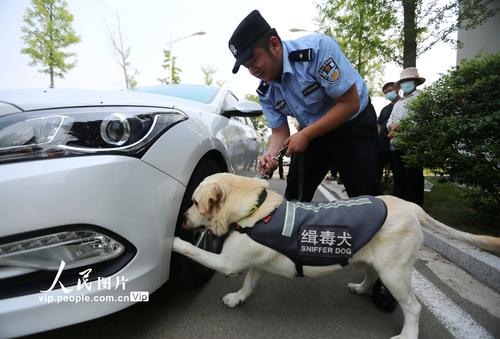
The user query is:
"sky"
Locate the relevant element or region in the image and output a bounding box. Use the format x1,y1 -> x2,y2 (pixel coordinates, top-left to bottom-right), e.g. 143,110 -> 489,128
0,0 -> 458,113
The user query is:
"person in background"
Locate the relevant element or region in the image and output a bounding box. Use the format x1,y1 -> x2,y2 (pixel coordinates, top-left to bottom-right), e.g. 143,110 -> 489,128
387,67 -> 425,206
377,82 -> 400,183
278,154 -> 285,179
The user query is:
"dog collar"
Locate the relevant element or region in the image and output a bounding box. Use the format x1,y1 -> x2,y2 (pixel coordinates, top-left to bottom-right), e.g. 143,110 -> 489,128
231,189 -> 268,231
243,188 -> 267,219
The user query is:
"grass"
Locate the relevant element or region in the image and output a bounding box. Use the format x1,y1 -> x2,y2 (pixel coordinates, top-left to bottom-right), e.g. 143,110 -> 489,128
381,174 -> 500,237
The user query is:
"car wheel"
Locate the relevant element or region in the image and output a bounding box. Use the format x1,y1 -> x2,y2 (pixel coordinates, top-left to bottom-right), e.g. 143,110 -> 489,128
170,158 -> 224,287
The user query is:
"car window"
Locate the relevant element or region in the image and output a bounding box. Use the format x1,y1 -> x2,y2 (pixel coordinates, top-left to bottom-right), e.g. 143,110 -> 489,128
135,85 -> 219,104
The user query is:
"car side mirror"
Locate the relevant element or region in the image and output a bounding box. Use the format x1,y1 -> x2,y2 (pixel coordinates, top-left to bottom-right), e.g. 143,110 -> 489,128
223,100 -> 263,118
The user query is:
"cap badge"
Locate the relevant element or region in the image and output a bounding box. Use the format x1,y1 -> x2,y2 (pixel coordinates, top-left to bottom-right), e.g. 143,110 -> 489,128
230,44 -> 237,56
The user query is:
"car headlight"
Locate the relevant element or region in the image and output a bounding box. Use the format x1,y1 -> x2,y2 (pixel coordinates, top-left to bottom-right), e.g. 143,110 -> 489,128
0,107 -> 187,164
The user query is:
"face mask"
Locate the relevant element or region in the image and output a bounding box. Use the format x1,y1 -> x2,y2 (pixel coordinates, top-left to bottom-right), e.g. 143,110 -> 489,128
400,81 -> 415,94
384,91 -> 398,101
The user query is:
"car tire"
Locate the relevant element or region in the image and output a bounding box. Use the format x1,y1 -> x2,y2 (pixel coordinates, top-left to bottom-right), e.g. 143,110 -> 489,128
170,158 -> 224,288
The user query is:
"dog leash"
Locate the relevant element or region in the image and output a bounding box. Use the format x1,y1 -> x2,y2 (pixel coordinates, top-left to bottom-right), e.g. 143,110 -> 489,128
260,146 -> 287,180
259,145 -> 304,201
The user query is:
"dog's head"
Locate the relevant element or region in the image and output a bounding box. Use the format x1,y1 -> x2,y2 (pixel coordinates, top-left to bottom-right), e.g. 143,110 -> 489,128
183,173 -> 269,236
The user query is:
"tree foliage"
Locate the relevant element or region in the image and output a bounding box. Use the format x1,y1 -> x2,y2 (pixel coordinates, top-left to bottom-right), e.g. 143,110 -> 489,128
316,0 -> 397,94
201,65 -> 217,85
245,94 -> 269,140
392,0 -> 498,67
104,9 -> 138,89
21,0 -> 80,88
316,0 -> 498,71
396,53 -> 500,209
216,79 -> 227,87
158,49 -> 181,84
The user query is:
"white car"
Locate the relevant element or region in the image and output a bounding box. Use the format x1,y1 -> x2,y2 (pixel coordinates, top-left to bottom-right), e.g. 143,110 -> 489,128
0,85 -> 263,337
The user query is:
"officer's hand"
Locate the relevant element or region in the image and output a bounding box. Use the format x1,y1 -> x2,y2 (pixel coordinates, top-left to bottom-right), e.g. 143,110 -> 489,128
284,131 -> 310,156
258,153 -> 278,177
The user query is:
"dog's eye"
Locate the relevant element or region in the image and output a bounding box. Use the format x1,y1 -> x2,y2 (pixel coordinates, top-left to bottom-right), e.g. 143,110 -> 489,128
193,199 -> 198,207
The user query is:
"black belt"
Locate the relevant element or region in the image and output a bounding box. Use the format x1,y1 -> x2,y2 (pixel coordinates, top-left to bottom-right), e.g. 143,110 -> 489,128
328,97 -> 378,138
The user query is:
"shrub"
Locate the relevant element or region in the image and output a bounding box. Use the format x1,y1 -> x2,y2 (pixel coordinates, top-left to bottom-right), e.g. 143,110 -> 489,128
396,52 -> 500,211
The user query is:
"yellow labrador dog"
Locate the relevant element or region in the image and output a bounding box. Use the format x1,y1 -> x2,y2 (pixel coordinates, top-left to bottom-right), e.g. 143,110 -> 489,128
173,173 -> 500,339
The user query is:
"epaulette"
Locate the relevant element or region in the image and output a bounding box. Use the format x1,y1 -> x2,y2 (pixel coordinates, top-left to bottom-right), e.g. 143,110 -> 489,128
289,48 -> 313,62
256,81 -> 269,96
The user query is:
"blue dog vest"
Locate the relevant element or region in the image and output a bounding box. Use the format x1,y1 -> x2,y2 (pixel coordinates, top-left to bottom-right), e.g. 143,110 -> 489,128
235,196 -> 387,276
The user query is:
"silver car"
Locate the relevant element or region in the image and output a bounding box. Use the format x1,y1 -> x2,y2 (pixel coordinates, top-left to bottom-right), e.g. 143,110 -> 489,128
0,85 -> 262,337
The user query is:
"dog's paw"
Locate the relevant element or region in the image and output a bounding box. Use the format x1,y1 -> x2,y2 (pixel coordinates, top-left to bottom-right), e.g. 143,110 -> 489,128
348,282 -> 369,295
172,237 -> 191,255
222,292 -> 245,308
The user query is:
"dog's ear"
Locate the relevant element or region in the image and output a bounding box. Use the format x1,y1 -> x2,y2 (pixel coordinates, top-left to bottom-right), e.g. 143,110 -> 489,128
197,182 -> 225,215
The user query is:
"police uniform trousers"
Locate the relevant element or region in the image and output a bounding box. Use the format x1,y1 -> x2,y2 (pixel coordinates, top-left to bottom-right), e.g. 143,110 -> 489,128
285,100 -> 381,202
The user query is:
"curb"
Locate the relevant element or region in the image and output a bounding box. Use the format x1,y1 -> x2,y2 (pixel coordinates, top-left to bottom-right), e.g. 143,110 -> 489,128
423,227 -> 500,293
320,180 -> 500,294
321,180 -> 349,199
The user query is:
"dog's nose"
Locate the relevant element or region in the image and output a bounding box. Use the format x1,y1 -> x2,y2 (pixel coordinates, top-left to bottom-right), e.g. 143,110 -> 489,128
180,215 -> 188,229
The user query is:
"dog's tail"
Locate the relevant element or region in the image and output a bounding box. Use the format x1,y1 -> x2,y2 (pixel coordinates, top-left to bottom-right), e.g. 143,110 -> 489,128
418,208 -> 500,256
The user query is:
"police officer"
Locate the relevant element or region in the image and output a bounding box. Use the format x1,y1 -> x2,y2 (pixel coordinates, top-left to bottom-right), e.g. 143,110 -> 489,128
229,10 -> 380,200
228,10 -> 396,312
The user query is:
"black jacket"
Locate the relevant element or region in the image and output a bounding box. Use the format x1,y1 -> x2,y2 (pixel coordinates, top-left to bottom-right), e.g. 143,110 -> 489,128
377,103 -> 394,151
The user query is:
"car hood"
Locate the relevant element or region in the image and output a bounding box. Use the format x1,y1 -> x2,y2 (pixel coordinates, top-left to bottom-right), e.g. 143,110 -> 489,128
0,89 -> 212,115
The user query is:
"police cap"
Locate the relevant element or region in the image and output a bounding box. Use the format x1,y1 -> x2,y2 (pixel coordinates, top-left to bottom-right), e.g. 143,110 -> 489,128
228,10 -> 275,74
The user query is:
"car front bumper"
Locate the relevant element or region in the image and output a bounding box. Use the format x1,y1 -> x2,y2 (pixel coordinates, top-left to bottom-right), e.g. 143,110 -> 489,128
0,155 -> 184,337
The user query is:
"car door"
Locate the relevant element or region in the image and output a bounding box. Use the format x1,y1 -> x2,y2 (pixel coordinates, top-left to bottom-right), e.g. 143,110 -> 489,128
242,116 -> 262,174
220,93 -> 260,176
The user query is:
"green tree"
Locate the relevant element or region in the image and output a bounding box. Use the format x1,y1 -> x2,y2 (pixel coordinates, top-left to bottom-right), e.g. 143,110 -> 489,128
216,80 -> 227,87
245,94 -> 269,140
201,65 -> 217,85
396,53 -> 500,209
158,49 -> 181,84
104,9 -> 138,89
21,0 -> 80,88
317,0 -> 498,71
393,0 -> 498,67
316,0 -> 397,95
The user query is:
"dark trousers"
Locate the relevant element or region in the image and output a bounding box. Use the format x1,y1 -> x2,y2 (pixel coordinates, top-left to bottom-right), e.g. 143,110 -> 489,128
378,150 -> 393,183
285,101 -> 381,202
278,157 -> 284,179
391,150 -> 424,205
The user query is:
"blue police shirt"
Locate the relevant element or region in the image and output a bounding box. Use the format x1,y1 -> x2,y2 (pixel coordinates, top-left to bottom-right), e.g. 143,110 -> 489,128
258,34 -> 369,129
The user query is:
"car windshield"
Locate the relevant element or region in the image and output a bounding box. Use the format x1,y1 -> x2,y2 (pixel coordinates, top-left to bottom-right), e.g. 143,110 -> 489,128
135,85 -> 220,104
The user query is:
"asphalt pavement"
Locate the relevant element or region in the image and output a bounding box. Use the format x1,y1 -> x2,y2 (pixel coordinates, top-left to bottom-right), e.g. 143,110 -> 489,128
31,176 -> 500,339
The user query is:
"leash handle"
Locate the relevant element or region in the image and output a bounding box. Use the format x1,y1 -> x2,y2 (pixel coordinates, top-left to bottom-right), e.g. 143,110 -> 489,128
261,146 -> 288,180
272,146 -> 288,161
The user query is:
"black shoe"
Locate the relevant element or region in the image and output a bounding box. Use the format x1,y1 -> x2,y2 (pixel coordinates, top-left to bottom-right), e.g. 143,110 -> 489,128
371,279 -> 397,312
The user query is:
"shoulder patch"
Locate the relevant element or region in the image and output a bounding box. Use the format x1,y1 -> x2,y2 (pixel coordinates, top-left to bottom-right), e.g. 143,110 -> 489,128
256,81 -> 269,96
289,48 -> 313,62
318,57 -> 341,82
